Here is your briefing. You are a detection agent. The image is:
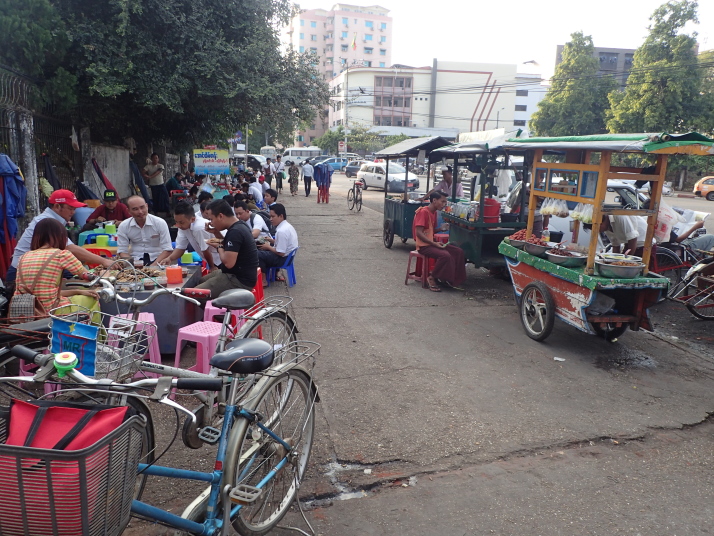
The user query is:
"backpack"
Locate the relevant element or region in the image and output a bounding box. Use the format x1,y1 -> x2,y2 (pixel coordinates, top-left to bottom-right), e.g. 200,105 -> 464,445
250,210 -> 275,235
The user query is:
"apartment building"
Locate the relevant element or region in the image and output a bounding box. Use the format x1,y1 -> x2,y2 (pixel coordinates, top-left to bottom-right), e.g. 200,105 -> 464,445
555,45 -> 636,89
285,4 -> 393,145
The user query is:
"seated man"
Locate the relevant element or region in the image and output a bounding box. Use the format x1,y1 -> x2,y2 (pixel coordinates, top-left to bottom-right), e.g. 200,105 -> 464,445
248,176 -> 264,208
234,201 -> 271,240
81,189 -> 130,231
669,220 -> 714,254
264,188 -> 278,208
198,199 -> 259,295
116,196 -> 173,265
165,172 -> 183,193
413,191 -> 466,291
161,201 -> 220,269
257,203 -> 298,286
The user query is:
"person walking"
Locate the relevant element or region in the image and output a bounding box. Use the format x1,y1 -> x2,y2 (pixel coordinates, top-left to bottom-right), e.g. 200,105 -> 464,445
302,159 -> 314,197
274,155 -> 285,193
288,161 -> 300,196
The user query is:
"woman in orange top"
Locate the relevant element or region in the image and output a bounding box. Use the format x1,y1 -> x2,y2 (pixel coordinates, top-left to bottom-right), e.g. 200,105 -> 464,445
13,219 -> 98,314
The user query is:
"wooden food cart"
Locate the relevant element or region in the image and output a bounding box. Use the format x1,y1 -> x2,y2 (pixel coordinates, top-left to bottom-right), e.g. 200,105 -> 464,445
497,133 -> 714,341
373,136 -> 450,248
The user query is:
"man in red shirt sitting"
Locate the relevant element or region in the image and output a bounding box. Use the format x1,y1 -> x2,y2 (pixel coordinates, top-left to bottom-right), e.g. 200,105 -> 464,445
412,191 -> 466,291
81,190 -> 130,231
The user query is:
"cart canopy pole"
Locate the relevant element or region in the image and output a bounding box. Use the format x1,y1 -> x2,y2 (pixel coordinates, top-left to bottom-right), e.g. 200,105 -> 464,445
384,156 -> 390,199
404,155 -> 410,202
452,158 -> 458,202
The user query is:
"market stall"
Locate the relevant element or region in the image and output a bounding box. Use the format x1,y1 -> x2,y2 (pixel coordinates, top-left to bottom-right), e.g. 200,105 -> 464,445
498,132 -> 714,341
373,136 -> 450,248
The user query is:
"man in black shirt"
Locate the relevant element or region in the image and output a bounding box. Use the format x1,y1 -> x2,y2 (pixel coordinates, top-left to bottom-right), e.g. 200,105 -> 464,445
196,199 -> 259,297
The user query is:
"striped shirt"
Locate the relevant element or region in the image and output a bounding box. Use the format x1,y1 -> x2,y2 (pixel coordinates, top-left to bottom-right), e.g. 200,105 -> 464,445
14,248 -> 85,311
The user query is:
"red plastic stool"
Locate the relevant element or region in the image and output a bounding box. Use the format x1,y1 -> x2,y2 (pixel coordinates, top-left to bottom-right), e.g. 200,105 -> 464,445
405,250 -> 436,288
252,267 -> 264,303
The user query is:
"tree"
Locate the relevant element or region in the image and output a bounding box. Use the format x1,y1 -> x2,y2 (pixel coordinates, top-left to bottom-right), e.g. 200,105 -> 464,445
313,126 -> 344,155
529,32 -> 616,136
607,0 -> 703,133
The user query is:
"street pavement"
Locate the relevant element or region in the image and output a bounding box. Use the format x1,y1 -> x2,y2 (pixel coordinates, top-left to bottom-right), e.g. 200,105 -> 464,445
272,173 -> 714,536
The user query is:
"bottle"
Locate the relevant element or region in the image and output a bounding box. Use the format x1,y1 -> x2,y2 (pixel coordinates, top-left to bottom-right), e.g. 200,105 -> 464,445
542,229 -> 551,242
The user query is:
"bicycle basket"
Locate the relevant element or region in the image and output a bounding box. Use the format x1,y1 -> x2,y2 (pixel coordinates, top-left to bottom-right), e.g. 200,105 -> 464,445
49,305 -> 156,381
0,403 -> 145,536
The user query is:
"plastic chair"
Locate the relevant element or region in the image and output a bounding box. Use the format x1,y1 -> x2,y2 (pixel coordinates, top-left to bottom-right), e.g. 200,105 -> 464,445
253,267 -> 264,302
85,248 -> 114,268
266,248 -> 298,287
113,313 -> 161,378
405,250 -> 436,288
174,321 -> 222,374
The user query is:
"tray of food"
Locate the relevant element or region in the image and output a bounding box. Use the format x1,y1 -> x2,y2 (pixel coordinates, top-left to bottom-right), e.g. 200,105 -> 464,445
545,248 -> 587,267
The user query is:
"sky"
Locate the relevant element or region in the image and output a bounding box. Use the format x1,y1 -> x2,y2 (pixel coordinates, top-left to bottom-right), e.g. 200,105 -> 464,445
300,0 -> 714,79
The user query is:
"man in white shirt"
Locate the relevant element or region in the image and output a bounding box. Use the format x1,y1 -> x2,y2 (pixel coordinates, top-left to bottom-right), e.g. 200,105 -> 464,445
234,201 -> 271,240
302,160 -> 314,197
262,158 -> 276,187
274,155 -> 285,192
161,201 -> 220,269
257,203 -> 298,286
585,215 -> 648,254
117,196 -> 173,265
247,176 -> 264,208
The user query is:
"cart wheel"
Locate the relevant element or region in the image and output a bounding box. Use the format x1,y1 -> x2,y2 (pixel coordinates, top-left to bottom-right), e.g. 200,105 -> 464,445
519,282 -> 555,341
592,323 -> 629,341
383,220 -> 394,248
401,237 -> 408,244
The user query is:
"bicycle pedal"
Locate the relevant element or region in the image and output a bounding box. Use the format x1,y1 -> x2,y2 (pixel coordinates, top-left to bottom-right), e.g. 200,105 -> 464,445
198,426 -> 221,444
229,484 -> 263,505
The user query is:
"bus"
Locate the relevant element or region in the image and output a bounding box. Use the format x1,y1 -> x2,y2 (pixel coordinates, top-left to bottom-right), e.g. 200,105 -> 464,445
260,146 -> 277,161
282,146 -> 322,165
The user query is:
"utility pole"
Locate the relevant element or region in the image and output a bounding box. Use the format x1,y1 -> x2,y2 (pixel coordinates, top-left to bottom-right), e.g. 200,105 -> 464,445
344,62 -> 349,157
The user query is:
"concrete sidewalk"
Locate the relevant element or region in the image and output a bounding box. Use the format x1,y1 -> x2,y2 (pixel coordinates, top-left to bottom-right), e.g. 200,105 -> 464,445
273,180 -> 714,535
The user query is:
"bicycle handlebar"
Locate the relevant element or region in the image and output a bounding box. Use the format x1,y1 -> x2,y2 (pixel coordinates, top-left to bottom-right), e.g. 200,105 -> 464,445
9,345 -> 52,367
96,278 -> 200,308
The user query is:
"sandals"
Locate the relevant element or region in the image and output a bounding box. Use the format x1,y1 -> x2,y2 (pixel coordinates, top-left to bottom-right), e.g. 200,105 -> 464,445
427,278 -> 441,292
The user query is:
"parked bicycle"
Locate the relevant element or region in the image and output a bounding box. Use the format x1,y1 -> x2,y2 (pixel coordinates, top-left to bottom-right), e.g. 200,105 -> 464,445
347,179 -> 363,212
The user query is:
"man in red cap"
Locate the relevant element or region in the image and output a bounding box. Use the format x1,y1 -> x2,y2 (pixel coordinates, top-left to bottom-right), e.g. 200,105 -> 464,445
7,189 -> 116,283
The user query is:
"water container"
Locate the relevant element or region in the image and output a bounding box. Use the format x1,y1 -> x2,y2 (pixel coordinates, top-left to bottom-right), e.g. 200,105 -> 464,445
166,266 -> 183,285
483,198 -> 500,223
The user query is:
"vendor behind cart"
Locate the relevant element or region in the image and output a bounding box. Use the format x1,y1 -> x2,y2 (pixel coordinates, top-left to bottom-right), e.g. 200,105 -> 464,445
584,215 -> 648,254
420,166 -> 463,201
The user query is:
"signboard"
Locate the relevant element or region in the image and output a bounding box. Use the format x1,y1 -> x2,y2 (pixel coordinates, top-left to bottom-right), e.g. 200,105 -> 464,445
193,149 -> 230,175
338,141 -> 346,152
203,145 -> 217,150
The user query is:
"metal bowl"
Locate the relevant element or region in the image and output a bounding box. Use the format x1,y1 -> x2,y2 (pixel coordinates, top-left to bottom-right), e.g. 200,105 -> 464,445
598,253 -> 643,264
507,238 -> 526,249
595,260 -> 644,279
546,250 -> 587,268
524,242 -> 556,257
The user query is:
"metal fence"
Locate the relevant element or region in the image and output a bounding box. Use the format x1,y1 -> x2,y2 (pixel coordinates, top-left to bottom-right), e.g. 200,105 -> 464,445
34,114 -> 83,191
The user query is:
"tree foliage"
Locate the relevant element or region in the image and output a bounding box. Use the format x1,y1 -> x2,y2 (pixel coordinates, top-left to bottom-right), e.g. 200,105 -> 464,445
607,0 -> 704,133
313,126 -> 344,155
529,32 -> 616,136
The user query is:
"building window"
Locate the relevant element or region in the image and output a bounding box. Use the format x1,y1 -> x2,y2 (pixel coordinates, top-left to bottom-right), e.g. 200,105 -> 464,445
310,47 -> 317,53
376,77 -> 382,87
395,118 -> 403,126
341,31 -> 348,38
311,124 -> 316,130
365,61 -> 372,67
516,89 -> 528,97
383,97 -> 392,106
403,98 -> 410,107
395,77 -> 405,88
326,57 -> 333,63
341,58 -> 346,65
405,78 -> 412,88
375,96 -> 381,106
383,117 -> 392,126
341,44 -> 348,52
380,22 -> 387,30
383,77 -> 393,87
326,45 -> 333,51
394,97 -> 403,107
514,120 -> 526,126
365,34 -> 373,41
300,20 -> 304,26
374,116 -> 381,126
299,46 -> 304,52
379,62 -> 385,67
515,104 -> 527,112
380,36 -> 386,43
380,49 -> 386,56
365,21 -> 373,28
364,47 -> 373,54
342,17 -> 348,25
337,119 -> 342,126
297,135 -> 304,142
311,34 -> 317,41
299,33 -> 304,39
310,21 -> 316,27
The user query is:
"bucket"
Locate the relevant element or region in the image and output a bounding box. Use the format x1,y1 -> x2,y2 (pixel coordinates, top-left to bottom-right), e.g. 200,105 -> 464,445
483,198 -> 500,223
549,231 -> 564,243
165,266 -> 183,285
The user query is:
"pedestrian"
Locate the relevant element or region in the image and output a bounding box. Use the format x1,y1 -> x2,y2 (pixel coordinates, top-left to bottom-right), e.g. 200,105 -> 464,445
142,153 -> 171,213
262,158 -> 275,187
274,155 -> 285,193
302,159 -> 314,197
288,161 -> 300,196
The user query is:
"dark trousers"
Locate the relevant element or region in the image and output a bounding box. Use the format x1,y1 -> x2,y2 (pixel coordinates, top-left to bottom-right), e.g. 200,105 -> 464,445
258,250 -> 284,273
275,172 -> 283,190
304,177 -> 312,196
150,185 -> 171,213
419,245 -> 467,285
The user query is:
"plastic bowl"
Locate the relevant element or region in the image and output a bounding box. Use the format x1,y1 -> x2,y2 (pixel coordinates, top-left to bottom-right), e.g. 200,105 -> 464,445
524,242 -> 556,258
546,250 -> 587,267
595,260 -> 644,279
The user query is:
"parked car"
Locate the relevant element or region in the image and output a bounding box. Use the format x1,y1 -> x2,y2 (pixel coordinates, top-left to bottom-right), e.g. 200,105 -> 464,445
320,157 -> 348,171
693,176 -> 714,201
620,179 -> 673,197
357,162 -> 420,192
345,159 -> 368,178
234,154 -> 266,171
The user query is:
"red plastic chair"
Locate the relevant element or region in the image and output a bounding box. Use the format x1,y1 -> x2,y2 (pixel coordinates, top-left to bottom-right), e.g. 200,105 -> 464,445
85,248 -> 114,269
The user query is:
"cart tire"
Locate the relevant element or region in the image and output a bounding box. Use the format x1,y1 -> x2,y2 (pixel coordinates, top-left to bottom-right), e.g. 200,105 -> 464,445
519,282 -> 555,342
592,323 -> 629,341
383,220 -> 394,248
401,237 -> 408,244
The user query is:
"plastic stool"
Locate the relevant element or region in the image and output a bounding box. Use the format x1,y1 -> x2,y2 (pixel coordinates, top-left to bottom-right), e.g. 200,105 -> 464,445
405,250 -> 436,288
175,321 -> 222,374
115,313 -> 161,377
204,300 -> 244,332
253,267 -> 264,303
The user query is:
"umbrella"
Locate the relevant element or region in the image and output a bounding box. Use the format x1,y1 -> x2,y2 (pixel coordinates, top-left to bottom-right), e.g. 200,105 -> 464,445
75,179 -> 99,202
42,154 -> 63,190
92,158 -> 117,191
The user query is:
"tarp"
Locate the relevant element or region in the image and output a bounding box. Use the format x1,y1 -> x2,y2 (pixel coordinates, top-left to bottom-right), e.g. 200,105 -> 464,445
75,179 -> 99,202
375,136 -> 451,158
91,158 -> 117,191
42,154 -> 63,191
0,154 -> 27,279
130,160 -> 153,209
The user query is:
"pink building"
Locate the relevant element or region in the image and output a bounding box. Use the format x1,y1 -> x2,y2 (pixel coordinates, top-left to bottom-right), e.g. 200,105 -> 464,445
285,4 -> 393,146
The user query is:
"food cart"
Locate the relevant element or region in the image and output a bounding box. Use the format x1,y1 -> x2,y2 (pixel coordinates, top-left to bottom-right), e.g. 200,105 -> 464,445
497,132 -> 714,341
373,136 -> 450,248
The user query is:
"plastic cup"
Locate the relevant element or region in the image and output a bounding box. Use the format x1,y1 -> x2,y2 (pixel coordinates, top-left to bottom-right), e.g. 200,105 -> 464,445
96,235 -> 109,247
181,252 -> 194,264
104,224 -> 116,234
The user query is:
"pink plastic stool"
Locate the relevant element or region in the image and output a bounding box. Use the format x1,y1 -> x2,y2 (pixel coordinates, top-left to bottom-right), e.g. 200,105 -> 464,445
114,313 -> 161,377
175,321 -> 222,374
203,300 -> 244,333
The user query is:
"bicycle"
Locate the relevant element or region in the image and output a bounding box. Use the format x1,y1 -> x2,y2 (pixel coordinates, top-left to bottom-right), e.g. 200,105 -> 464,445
667,252 -> 714,320
347,179 -> 363,212
4,334 -> 319,536
649,242 -> 710,297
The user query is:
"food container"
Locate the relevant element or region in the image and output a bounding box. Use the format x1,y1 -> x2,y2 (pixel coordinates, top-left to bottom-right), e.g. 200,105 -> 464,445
181,267 -> 189,278
165,266 -> 183,285
142,279 -> 155,290
598,253 -> 642,264
546,250 -> 587,268
524,242 -> 557,258
595,260 -> 645,279
507,238 -> 526,249
180,252 -> 194,264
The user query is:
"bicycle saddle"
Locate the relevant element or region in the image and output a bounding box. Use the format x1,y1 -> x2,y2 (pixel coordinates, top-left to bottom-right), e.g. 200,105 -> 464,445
210,338 -> 274,374
211,289 -> 256,310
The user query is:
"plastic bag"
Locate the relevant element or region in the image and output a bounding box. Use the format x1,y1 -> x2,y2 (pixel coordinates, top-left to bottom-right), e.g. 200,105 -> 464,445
554,199 -> 570,218
654,201 -> 681,243
571,203 -> 584,221
580,204 -> 593,224
540,198 -> 554,216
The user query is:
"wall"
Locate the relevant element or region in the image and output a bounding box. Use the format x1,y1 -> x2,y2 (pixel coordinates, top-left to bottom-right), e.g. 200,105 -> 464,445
87,144 -> 132,199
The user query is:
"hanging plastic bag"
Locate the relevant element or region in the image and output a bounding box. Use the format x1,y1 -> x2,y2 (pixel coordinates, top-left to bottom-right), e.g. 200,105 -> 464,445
571,203 -> 583,221
580,204 -> 593,224
654,201 -> 681,243
555,199 -> 570,218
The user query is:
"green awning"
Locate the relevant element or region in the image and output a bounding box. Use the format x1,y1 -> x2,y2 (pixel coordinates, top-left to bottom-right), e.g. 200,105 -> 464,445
504,132 -> 714,154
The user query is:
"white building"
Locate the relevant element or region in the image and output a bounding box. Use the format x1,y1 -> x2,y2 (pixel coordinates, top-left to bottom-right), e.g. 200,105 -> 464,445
514,72 -> 546,132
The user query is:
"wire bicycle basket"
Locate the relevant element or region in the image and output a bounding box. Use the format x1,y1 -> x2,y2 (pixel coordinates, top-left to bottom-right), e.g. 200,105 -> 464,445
48,306 -> 156,381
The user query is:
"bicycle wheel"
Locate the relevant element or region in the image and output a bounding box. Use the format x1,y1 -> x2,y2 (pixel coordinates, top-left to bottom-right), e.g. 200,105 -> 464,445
356,188 -> 363,211
347,188 -> 355,210
224,368 -> 316,536
242,311 -> 296,355
685,277 -> 714,320
653,249 -> 683,296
